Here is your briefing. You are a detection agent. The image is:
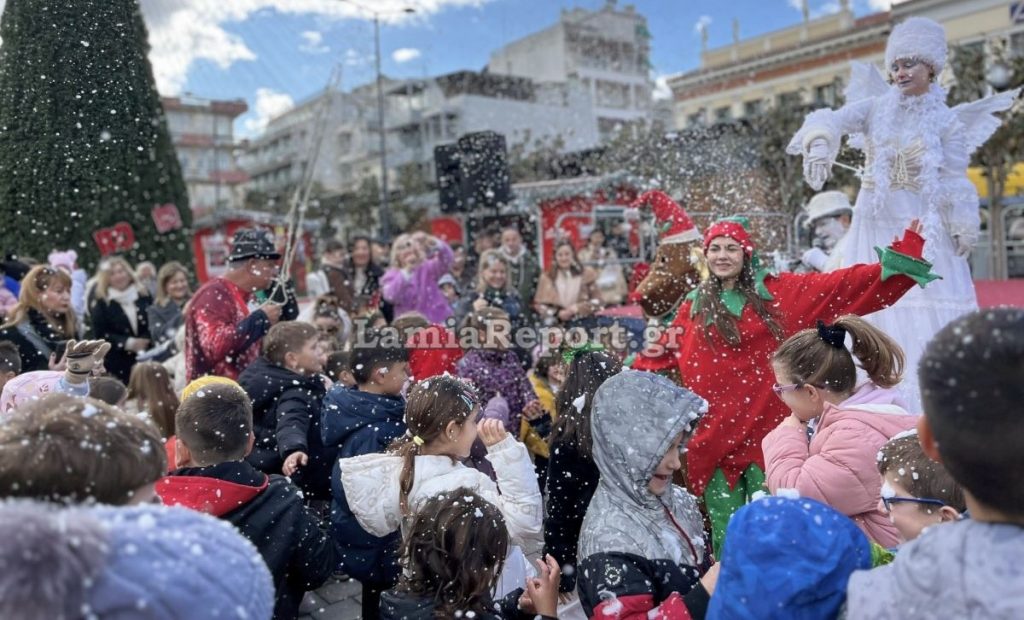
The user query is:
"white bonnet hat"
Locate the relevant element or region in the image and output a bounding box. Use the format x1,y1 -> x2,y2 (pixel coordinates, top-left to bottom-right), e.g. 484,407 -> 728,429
803,191 -> 853,227
886,17 -> 947,74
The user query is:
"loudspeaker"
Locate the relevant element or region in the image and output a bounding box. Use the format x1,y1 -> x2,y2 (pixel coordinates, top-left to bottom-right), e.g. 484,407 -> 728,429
434,143 -> 464,214
459,131 -> 511,210
434,131 -> 511,213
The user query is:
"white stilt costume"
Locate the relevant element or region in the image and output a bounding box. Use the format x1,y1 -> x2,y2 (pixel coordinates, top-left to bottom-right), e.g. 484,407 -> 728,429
788,17 -> 1020,410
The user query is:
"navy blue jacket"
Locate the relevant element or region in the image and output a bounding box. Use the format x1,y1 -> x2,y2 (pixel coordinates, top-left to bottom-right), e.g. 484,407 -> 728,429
239,357 -> 333,500
321,385 -> 406,585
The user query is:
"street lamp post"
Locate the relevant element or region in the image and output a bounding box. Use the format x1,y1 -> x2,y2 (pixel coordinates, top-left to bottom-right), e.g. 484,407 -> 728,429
372,13 -> 391,243
340,1 -> 415,242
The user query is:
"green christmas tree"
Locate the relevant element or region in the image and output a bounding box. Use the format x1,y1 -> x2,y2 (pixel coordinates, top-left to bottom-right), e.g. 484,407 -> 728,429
0,0 -> 192,270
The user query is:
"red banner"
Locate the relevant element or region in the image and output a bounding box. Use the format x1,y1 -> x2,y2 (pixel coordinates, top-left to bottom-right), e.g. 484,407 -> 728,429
92,222 -> 136,256
152,203 -> 183,233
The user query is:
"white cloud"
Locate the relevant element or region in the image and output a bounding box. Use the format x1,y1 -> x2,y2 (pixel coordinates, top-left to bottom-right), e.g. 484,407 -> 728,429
693,15 -> 712,36
787,0 -> 803,9
241,87 -> 295,137
91,0 -> 490,95
343,48 -> 372,67
392,47 -> 422,63
300,30 -> 329,54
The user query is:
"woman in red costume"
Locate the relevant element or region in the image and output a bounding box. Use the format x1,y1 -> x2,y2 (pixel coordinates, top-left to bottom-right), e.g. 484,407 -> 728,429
635,215 -> 937,557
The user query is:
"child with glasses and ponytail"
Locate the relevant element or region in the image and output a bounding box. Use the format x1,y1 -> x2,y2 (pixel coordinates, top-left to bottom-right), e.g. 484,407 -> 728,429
335,374 -> 543,611
762,315 -> 918,548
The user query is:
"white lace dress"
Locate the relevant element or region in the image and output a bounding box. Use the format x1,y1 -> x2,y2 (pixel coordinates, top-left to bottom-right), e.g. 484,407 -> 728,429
789,71 -> 1018,411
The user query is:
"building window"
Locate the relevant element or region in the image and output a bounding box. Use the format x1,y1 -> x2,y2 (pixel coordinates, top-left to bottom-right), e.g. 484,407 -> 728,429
714,105 -> 732,122
744,100 -> 764,117
777,91 -> 802,108
814,83 -> 837,108
687,111 -> 705,127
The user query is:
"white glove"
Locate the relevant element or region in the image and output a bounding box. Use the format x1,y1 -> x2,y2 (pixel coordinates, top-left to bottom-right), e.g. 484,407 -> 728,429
801,248 -> 829,272
804,138 -> 832,190
953,234 -> 973,258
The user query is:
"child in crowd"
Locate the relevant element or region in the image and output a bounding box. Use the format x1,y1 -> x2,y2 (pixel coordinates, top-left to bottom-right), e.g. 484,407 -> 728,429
87,376 -> 128,407
876,431 -> 965,544
763,316 -> 918,547
847,308 -> 1024,619
457,307 -> 543,476
239,321 -> 333,499
708,496 -> 872,619
381,490 -> 559,620
0,393 -> 166,505
158,382 -> 335,620
336,375 -> 543,612
0,500 -> 275,620
518,350 -> 562,490
396,310 -> 463,382
324,350 -> 355,387
577,370 -> 713,618
321,332 -> 410,618
0,340 -> 19,392
126,361 -> 180,440
543,348 -> 622,594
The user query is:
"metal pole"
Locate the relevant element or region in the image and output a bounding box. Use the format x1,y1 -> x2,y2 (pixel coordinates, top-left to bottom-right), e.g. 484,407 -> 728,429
374,13 -> 392,241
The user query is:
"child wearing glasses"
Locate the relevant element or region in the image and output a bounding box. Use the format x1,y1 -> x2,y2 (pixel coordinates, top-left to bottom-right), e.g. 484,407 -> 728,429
876,431 -> 965,544
762,315 -> 918,547
847,308 -> 1024,619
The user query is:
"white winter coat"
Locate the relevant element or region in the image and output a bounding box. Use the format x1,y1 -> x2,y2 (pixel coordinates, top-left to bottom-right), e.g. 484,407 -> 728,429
338,435 -> 543,546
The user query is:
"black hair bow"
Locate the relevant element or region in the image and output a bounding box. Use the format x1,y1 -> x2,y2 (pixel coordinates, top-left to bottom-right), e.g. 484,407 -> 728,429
816,320 -> 846,349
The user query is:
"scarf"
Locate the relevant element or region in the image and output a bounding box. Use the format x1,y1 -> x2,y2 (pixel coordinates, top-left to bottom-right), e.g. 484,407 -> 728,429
107,285 -> 140,334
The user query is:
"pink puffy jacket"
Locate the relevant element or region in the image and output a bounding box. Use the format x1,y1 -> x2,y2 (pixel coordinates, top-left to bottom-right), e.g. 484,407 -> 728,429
762,384 -> 918,547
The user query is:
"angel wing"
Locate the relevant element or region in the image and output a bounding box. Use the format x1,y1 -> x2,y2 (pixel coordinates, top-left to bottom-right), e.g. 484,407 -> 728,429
951,88 -> 1022,155
844,61 -> 889,104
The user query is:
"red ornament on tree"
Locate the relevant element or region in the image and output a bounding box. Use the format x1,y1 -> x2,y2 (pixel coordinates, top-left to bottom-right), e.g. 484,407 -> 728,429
152,203 -> 183,234
93,222 -> 136,256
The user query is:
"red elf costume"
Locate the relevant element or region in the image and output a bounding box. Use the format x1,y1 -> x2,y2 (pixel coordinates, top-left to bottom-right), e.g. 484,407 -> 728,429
634,216 -> 938,557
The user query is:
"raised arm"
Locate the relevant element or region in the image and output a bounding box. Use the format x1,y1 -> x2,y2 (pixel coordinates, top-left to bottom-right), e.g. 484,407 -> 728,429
787,98 -> 874,190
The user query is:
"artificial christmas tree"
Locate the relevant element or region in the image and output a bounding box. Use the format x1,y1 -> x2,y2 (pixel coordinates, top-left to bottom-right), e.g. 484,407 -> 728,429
0,0 -> 192,269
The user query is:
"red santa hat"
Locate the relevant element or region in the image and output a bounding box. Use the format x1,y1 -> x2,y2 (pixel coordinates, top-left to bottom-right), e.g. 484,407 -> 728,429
630,191 -> 701,245
703,217 -> 755,258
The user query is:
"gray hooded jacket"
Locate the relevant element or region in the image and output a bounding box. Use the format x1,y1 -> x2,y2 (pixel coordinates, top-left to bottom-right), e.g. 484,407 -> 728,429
847,519 -> 1024,619
577,369 -> 709,568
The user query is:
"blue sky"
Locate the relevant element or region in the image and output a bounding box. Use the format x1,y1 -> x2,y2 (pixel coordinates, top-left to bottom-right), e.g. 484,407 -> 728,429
139,0 -> 895,136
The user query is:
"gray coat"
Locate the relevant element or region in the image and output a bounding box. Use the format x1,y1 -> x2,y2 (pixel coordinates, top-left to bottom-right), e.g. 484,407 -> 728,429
578,370 -> 709,568
847,519 -> 1024,619
147,300 -> 183,346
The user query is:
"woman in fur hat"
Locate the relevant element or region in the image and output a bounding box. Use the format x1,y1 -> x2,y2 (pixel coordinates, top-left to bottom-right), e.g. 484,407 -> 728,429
788,16 -> 1020,411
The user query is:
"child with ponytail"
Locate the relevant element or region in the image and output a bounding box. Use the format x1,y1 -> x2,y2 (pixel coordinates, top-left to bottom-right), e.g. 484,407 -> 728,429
334,374 -> 543,613
762,315 -> 918,547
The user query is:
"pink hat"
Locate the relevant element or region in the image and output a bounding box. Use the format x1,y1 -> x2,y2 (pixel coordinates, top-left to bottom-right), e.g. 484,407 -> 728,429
48,250 -> 77,273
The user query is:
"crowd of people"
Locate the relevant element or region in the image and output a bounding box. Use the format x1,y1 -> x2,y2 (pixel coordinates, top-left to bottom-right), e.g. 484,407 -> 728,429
0,15 -> 1021,620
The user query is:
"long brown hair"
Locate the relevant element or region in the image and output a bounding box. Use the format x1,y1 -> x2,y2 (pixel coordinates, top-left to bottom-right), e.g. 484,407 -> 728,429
155,261 -> 191,306
127,362 -> 181,439
773,314 -> 904,395
395,489 -> 509,618
692,257 -> 783,346
1,265 -> 76,337
550,350 -> 622,460
387,375 -> 480,514
546,240 -> 583,280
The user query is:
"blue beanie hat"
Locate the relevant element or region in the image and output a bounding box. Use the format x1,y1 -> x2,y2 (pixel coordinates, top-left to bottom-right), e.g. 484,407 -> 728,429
0,500 -> 274,620
707,496 -> 871,620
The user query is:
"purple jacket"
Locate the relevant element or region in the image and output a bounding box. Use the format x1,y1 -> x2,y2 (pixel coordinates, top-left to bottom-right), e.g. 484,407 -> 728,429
380,242 -> 454,324
457,349 -> 536,433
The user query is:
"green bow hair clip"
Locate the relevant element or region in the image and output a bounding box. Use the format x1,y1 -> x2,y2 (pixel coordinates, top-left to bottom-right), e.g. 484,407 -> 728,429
562,342 -> 606,365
